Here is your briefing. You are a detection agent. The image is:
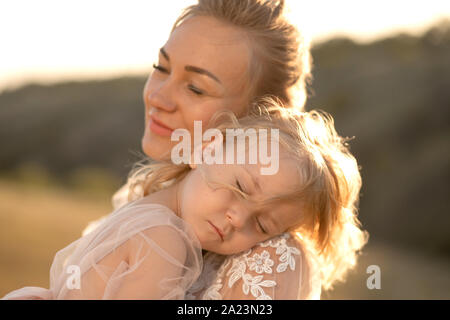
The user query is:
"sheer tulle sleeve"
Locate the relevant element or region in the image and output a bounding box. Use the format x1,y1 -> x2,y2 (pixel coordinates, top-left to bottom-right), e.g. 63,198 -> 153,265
81,180 -> 139,237
82,177 -> 171,237
187,233 -> 321,300
2,201 -> 203,300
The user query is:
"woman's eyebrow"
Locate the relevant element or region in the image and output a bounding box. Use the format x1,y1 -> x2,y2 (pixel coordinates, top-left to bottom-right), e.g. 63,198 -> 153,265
160,47 -> 170,62
159,47 -> 222,85
185,66 -> 222,85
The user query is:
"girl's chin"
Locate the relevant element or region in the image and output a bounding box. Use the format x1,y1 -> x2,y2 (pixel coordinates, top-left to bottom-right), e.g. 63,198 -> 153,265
200,242 -> 233,256
199,240 -> 221,254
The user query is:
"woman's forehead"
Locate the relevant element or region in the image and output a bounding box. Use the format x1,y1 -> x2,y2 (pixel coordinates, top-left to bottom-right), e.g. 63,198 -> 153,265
165,16 -> 251,83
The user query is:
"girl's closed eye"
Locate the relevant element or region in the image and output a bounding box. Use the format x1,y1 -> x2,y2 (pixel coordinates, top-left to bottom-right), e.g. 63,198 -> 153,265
236,179 -> 248,196
256,217 -> 268,234
236,179 -> 267,234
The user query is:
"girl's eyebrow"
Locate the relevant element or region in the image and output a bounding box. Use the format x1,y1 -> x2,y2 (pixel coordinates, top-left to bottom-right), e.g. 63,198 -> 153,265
159,47 -> 223,85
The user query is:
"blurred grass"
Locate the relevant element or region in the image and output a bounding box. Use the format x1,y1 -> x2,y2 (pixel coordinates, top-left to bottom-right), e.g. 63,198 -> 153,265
0,178 -> 112,297
1,162 -> 122,199
0,178 -> 449,299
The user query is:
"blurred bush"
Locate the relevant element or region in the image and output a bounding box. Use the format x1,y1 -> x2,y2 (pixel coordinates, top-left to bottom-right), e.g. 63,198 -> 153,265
67,167 -> 122,198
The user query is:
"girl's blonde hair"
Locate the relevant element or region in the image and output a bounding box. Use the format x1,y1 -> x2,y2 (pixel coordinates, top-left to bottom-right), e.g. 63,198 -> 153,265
171,0 -> 312,110
128,96 -> 368,291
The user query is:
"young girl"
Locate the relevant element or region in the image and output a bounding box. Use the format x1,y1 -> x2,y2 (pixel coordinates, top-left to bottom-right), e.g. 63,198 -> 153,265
2,98 -> 368,299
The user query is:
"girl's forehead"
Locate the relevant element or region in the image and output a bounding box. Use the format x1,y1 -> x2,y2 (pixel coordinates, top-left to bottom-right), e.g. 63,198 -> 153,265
242,155 -> 300,196
221,137 -> 295,175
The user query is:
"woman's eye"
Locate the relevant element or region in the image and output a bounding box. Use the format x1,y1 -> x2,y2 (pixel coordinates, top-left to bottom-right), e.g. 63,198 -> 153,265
188,84 -> 204,96
152,63 -> 169,73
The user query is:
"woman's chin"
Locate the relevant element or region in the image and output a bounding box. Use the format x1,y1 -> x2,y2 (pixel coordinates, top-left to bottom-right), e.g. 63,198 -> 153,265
141,132 -> 172,161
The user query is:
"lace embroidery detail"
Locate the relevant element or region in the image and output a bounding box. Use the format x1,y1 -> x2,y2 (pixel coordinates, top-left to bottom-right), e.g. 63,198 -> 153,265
260,234 -> 301,273
186,233 -> 302,300
247,250 -> 274,274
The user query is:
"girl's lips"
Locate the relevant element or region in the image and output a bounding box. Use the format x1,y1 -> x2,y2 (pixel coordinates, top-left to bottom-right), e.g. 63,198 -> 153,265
208,221 -> 224,241
149,116 -> 174,137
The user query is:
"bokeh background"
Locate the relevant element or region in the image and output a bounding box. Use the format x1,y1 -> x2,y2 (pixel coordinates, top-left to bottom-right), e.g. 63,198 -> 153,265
1,0 -> 449,299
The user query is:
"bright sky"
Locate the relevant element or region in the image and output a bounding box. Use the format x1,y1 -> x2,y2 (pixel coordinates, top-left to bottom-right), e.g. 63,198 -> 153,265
0,0 -> 449,93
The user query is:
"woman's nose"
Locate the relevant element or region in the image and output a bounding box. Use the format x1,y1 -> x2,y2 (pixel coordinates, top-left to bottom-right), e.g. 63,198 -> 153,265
146,82 -> 177,113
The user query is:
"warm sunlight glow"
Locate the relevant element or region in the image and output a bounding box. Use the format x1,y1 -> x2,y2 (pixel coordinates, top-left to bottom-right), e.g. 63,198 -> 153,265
0,0 -> 448,93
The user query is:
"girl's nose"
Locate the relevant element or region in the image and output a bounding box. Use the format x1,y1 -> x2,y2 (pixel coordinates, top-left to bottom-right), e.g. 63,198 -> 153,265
226,208 -> 251,230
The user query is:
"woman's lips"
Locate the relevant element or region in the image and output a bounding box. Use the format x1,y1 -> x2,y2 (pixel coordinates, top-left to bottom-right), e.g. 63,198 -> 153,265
208,221 -> 224,241
149,116 -> 174,137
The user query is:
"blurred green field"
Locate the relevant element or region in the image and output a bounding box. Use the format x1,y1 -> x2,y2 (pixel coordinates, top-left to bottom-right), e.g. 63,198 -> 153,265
1,179 -> 449,299
0,179 -> 112,296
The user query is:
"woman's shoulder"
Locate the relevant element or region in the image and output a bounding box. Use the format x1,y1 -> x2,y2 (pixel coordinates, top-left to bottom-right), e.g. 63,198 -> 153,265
226,233 -> 306,274
188,232 -> 321,300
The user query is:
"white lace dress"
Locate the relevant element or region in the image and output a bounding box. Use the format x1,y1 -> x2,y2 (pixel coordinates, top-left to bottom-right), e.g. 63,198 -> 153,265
83,181 -> 322,300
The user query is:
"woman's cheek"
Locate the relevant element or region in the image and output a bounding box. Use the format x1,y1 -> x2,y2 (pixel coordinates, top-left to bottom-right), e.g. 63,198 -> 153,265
186,99 -> 227,129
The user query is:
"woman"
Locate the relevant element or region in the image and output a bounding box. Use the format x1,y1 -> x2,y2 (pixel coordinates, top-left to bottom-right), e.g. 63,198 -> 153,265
85,0 -> 323,299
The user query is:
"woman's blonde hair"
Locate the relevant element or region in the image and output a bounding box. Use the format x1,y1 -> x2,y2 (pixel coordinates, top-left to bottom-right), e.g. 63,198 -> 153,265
171,0 -> 312,110
128,96 -> 368,291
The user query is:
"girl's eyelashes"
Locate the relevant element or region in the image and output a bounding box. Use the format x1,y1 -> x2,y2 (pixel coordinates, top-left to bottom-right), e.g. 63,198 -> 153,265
236,180 -> 247,196
236,180 -> 266,234
257,218 -> 268,234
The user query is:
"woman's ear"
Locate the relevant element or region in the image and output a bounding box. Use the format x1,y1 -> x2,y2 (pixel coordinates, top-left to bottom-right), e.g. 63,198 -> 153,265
190,141 -> 210,169
190,133 -> 224,169
189,162 -> 197,169
189,142 -> 203,169
189,140 -> 216,169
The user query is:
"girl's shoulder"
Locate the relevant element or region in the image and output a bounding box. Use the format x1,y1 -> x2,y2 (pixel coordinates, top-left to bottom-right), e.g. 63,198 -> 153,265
110,198 -> 193,239
53,196 -> 202,299
112,174 -> 174,211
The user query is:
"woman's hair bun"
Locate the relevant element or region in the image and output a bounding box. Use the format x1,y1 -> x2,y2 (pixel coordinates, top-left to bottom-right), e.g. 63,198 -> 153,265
272,0 -> 285,17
